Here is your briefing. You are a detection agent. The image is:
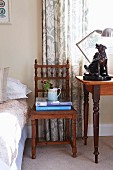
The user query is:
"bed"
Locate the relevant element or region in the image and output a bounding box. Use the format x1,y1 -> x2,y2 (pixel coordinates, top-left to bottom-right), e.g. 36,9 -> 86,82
0,69 -> 31,170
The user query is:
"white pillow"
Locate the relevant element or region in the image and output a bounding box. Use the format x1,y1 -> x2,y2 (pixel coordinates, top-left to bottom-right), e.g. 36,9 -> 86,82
0,67 -> 9,103
7,77 -> 32,100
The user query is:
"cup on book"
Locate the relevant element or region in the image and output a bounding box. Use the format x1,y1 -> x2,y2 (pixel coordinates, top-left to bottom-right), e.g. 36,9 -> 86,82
48,88 -> 61,101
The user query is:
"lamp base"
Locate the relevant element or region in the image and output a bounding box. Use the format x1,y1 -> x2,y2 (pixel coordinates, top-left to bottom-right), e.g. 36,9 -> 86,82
83,74 -> 111,81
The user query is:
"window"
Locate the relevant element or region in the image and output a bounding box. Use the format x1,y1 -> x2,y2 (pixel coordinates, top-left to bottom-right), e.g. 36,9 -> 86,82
84,0 -> 113,62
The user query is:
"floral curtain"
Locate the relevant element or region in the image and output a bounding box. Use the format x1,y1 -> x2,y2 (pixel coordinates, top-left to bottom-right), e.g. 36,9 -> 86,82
42,0 -> 88,139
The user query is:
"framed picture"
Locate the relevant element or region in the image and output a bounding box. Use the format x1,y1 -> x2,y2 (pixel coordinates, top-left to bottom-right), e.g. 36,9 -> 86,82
0,0 -> 11,24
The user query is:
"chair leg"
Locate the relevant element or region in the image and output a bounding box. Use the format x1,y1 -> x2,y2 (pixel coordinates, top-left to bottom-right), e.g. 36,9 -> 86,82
32,120 -> 36,159
36,119 -> 38,141
72,114 -> 77,158
66,118 -> 70,141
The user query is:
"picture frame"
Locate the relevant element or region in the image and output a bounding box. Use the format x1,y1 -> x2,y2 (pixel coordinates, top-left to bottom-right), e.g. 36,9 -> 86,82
0,0 -> 11,24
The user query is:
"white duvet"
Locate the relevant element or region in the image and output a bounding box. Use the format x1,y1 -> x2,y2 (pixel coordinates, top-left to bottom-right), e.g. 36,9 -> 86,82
0,99 -> 28,169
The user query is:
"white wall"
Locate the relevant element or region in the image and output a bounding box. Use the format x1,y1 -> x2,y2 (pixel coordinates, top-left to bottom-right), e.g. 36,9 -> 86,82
0,0 -> 42,106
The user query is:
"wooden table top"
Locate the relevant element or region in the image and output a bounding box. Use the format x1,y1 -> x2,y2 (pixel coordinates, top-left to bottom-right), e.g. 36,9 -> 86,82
76,76 -> 113,85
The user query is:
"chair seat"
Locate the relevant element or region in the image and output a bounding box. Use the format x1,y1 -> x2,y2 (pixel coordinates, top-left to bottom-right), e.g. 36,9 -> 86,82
31,106 -> 76,118
31,107 -> 77,159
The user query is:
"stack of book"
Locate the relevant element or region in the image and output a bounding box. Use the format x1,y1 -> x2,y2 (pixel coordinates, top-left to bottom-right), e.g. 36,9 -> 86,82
35,97 -> 72,111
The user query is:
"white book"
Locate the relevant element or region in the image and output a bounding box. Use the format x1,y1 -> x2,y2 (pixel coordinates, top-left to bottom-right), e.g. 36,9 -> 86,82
35,97 -> 48,106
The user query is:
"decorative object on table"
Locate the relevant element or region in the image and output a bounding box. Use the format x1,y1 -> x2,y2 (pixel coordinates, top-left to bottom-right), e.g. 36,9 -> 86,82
48,88 -> 61,101
41,80 -> 53,91
76,28 -> 113,80
84,43 -> 111,80
41,80 -> 61,101
0,0 -> 11,24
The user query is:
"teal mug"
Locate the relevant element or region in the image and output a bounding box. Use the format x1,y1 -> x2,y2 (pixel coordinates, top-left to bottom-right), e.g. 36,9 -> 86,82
48,88 -> 61,101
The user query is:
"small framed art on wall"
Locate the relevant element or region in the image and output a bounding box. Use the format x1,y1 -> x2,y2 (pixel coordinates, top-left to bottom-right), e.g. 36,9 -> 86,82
0,0 -> 11,24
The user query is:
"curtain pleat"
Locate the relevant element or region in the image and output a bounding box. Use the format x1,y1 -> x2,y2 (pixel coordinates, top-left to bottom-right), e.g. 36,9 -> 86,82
42,0 -> 88,139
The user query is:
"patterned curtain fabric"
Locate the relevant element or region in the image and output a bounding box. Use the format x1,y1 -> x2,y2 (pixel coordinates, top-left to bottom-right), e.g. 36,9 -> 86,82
42,0 -> 88,139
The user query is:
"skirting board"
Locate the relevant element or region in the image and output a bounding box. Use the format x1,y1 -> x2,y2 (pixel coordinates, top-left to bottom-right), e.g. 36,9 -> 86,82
27,124 -> 113,138
88,124 -> 113,136
27,125 -> 31,138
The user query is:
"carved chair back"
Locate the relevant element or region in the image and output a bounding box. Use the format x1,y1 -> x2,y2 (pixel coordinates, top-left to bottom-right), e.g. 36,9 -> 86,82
34,59 -> 70,101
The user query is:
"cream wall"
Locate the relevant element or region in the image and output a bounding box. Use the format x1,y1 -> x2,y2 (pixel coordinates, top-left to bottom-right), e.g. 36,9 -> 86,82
0,0 -> 42,106
0,1 -> 113,129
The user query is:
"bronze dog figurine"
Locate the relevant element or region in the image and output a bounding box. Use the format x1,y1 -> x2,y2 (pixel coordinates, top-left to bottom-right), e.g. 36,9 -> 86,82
84,44 -> 108,76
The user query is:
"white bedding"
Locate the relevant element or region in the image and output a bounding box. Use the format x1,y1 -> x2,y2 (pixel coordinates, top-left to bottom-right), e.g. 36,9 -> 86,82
0,99 -> 28,169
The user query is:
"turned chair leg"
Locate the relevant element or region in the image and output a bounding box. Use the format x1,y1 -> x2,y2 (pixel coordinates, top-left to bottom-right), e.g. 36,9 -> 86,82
32,120 -> 36,159
66,118 -> 70,141
72,114 -> 77,158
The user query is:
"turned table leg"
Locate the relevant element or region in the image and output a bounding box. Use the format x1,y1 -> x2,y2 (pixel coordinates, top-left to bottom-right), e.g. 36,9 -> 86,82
66,118 -> 70,141
92,85 -> 100,163
84,85 -> 89,145
72,113 -> 77,158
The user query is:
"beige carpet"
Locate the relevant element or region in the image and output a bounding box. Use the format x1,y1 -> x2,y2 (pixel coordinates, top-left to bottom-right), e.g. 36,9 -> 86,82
22,137 -> 113,170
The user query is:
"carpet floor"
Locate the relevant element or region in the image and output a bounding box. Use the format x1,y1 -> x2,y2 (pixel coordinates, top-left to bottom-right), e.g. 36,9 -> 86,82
22,137 -> 113,170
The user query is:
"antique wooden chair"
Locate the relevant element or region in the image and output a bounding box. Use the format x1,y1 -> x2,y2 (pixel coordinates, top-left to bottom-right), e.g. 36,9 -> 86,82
31,59 -> 77,159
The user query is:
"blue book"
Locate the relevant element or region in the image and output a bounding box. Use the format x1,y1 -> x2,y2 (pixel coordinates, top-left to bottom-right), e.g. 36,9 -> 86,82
36,105 -> 71,111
